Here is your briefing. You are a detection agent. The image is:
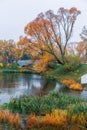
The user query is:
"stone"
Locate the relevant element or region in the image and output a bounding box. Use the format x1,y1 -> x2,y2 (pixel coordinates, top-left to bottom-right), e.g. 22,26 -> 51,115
81,74 -> 87,84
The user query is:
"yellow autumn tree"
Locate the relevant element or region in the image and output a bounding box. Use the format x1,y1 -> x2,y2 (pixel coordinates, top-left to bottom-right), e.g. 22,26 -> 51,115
18,7 -> 81,70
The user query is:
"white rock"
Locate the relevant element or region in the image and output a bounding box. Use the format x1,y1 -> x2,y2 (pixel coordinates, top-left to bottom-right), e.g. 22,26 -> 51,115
81,74 -> 87,84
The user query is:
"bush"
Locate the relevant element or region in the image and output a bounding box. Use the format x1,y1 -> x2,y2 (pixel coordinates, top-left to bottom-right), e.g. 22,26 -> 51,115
66,55 -> 80,71
0,63 -> 3,67
70,83 -> 83,91
6,63 -> 12,68
11,63 -> 19,69
62,79 -> 83,91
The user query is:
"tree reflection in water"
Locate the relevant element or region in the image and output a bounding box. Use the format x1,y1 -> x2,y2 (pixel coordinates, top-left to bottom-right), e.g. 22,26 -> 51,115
0,74 -> 57,104
0,73 -> 87,104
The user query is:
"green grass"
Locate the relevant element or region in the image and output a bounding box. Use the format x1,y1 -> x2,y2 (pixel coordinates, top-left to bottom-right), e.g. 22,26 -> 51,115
2,92 -> 87,116
45,64 -> 87,83
0,69 -> 36,74
0,62 -> 38,74
0,64 -> 87,130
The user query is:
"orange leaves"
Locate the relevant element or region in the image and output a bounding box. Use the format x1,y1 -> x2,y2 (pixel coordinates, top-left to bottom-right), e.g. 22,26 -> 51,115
69,7 -> 80,14
41,109 -> 67,127
71,114 -> 87,127
24,19 -> 51,38
23,7 -> 81,66
62,79 -> 75,86
62,79 -> 83,91
25,109 -> 68,129
26,114 -> 39,129
0,110 -> 20,128
25,109 -> 87,130
33,52 -> 54,72
17,36 -> 28,47
69,83 -> 83,91
0,109 -> 86,130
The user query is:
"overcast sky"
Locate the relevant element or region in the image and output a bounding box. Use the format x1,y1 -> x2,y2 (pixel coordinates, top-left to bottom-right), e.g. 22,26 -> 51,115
0,0 -> 87,42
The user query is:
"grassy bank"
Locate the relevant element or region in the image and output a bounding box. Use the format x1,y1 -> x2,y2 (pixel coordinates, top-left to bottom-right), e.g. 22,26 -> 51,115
1,92 -> 87,130
0,64 -> 87,129
0,68 -> 38,74
1,63 -> 87,83
0,62 -> 39,74
2,92 -> 87,115
43,64 -> 87,83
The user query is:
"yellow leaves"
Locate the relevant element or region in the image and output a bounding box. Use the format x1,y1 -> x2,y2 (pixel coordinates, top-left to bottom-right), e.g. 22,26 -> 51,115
17,36 -> 28,48
7,63 -> 12,68
62,79 -> 75,86
71,114 -> 86,126
69,83 -> 83,91
0,63 -> 3,67
33,52 -> 54,72
18,66 -> 22,69
62,79 -> 83,91
13,47 -> 23,60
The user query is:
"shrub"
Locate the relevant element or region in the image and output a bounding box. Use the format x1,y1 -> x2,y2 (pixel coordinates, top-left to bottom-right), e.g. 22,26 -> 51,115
0,63 -> 3,67
62,79 -> 75,86
70,83 -> 83,91
11,63 -> 18,69
18,66 -> 22,69
62,79 -> 83,91
66,55 -> 80,71
6,63 -> 12,68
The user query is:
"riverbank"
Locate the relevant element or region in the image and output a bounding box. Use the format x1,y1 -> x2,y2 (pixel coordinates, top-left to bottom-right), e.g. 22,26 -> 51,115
0,68 -> 39,74
1,64 -> 87,83
0,64 -> 87,129
43,64 -> 87,83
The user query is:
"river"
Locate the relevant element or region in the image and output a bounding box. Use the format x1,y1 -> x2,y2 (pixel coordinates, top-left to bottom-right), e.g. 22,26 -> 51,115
0,73 -> 87,104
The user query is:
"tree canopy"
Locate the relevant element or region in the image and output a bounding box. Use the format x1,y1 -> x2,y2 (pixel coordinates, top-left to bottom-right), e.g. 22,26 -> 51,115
22,7 -> 80,69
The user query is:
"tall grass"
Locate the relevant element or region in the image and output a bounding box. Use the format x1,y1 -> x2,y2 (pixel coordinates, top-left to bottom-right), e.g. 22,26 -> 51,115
2,92 -> 86,116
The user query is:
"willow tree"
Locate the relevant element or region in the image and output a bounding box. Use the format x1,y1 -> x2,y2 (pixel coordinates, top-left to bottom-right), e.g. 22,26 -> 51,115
23,7 -> 81,66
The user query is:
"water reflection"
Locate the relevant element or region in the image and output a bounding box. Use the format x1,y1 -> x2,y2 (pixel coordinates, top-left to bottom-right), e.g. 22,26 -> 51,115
0,73 -> 87,104
0,74 -> 57,104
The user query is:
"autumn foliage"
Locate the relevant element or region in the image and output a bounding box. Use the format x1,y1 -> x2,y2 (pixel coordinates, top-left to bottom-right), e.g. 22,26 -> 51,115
0,110 -> 20,129
25,109 -> 87,130
62,79 -> 83,91
16,7 -> 81,71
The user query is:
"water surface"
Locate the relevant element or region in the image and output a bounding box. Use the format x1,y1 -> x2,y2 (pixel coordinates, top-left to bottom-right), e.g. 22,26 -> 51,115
0,73 -> 87,104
